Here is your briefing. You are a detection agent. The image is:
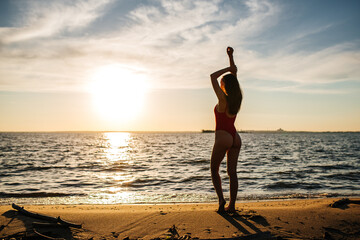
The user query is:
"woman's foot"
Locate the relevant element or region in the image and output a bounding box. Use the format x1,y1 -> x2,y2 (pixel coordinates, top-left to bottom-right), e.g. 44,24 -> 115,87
217,199 -> 226,213
225,205 -> 236,213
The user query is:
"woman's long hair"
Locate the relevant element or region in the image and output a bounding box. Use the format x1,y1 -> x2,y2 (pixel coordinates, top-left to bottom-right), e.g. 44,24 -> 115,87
222,74 -> 242,115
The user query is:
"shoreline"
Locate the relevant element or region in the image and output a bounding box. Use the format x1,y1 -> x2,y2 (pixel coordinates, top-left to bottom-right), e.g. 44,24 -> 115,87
1,198 -> 359,239
1,192 -> 359,206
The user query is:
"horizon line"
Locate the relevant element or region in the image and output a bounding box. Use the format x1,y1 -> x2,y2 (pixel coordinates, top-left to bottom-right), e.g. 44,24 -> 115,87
1,130 -> 359,133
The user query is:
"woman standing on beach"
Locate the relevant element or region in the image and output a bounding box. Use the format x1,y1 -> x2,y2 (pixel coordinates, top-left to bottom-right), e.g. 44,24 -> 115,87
210,47 -> 242,213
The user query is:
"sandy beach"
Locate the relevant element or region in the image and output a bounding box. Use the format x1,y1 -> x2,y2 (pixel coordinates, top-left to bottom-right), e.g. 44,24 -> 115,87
0,198 -> 359,239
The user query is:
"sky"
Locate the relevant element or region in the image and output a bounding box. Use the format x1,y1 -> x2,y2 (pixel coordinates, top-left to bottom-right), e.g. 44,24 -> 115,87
0,0 -> 359,132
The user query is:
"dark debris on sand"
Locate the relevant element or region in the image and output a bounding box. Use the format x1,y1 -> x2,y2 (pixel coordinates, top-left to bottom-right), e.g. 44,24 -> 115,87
153,225 -> 195,240
1,204 -> 83,240
329,198 -> 360,209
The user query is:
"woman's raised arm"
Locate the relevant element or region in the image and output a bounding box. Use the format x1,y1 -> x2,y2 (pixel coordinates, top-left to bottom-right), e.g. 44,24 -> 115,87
227,47 -> 237,77
210,47 -> 237,102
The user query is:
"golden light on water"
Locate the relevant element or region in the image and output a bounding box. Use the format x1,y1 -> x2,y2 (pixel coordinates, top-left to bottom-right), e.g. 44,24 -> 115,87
89,64 -> 148,121
98,132 -> 136,202
103,132 -> 134,180
104,132 -> 132,163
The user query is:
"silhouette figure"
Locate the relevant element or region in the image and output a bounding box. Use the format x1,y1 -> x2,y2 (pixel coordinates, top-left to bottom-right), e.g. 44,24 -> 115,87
210,46 -> 242,213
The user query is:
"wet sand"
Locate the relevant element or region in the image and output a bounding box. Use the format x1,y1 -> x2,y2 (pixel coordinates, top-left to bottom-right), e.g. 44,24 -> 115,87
1,198 -> 359,239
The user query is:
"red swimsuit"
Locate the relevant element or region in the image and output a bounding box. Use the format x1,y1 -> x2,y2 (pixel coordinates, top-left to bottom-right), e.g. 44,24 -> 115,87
214,105 -> 237,139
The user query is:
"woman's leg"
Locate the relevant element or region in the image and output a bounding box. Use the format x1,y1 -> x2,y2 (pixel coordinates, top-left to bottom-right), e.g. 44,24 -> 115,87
226,133 -> 241,212
211,131 -> 233,212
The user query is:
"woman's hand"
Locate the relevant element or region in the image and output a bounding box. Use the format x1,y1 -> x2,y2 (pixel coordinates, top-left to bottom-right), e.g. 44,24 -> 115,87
227,46 -> 234,56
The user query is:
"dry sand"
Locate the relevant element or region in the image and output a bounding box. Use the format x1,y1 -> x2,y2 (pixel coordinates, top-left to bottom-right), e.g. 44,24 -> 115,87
1,198 -> 359,239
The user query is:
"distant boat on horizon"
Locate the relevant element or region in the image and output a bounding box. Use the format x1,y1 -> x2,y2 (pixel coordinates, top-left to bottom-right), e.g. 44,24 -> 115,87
201,129 -> 214,133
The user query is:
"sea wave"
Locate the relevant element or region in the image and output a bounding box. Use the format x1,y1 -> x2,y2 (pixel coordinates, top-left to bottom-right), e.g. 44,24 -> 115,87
0,192 -> 85,198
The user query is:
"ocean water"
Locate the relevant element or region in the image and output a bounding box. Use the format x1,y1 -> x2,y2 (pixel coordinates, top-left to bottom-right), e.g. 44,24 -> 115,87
0,132 -> 359,205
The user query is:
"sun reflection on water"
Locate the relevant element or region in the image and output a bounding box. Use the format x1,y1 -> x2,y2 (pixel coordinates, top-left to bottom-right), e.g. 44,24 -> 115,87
99,132 -> 136,203
104,132 -> 132,163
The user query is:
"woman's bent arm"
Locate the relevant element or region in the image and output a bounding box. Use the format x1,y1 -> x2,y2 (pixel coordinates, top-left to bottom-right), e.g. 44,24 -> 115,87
210,67 -> 231,102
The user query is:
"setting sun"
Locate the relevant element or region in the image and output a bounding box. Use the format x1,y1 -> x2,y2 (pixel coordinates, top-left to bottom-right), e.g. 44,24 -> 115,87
89,64 -> 148,121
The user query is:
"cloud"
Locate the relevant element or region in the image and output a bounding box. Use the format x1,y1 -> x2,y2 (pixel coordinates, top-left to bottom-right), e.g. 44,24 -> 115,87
0,0 -> 359,94
1,0 -> 280,91
124,0 -> 278,48
111,0 -> 280,88
0,0 -> 113,43
241,42 -> 360,85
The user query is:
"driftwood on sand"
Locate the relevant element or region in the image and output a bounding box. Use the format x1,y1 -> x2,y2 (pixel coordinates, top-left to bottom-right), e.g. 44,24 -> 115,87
12,203 -> 82,228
